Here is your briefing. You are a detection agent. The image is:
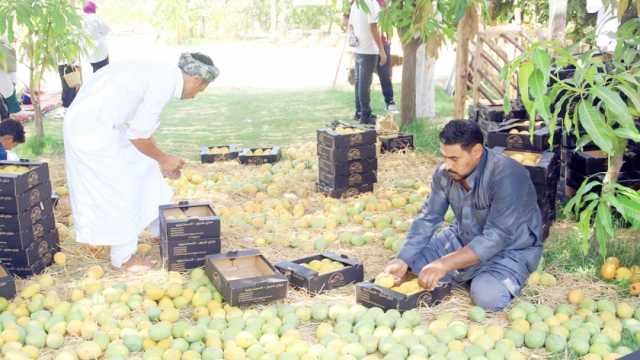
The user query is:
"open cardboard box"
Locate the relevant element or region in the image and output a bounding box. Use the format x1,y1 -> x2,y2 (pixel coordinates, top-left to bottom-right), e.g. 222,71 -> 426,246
159,201 -> 221,272
0,160 -> 50,197
317,125 -> 377,150
356,273 -> 451,311
200,144 -> 240,163
275,253 -> 364,295
238,147 -> 282,165
493,147 -> 560,186
205,249 -> 287,306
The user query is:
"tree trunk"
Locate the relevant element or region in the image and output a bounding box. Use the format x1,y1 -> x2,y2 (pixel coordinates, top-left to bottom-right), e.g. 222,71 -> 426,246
416,44 -> 436,119
453,9 -> 474,118
548,0 -> 567,41
30,74 -> 44,139
399,28 -> 421,125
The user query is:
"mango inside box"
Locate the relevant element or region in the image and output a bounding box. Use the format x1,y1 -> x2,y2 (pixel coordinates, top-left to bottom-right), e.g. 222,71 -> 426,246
504,150 -> 541,167
584,150 -> 608,158
214,255 -> 276,281
300,257 -> 346,274
163,205 -> 215,221
375,273 -> 424,295
247,148 -> 275,156
333,126 -> 366,135
207,146 -> 233,155
507,120 -> 545,135
0,165 -> 30,174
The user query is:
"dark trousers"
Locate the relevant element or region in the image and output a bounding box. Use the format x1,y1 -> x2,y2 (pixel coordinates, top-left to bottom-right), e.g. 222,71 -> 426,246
354,53 -> 379,124
58,64 -> 78,108
377,42 -> 394,105
91,57 -> 109,73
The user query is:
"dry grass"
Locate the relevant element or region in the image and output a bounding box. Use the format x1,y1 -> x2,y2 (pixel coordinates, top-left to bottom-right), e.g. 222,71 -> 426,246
17,143 -> 640,360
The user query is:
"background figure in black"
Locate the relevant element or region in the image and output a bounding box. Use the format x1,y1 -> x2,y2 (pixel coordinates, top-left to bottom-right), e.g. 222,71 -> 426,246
58,64 -> 78,108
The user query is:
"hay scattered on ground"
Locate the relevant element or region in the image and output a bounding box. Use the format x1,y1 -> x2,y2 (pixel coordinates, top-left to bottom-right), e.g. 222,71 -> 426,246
21,142 -> 640,360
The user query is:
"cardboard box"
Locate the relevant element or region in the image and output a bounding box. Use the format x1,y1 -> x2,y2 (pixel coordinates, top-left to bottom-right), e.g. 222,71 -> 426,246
0,160 -> 50,196
0,233 -> 51,268
380,134 -> 415,153
468,104 -> 505,124
486,120 -> 560,152
6,257 -> 49,278
204,249 -> 288,306
317,126 -> 377,149
0,212 -> 56,250
566,169 -> 640,192
316,181 -> 374,199
318,170 -> 377,189
275,253 -> 364,294
164,255 -> 211,272
200,145 -> 240,163
159,201 -> 222,271
0,182 -> 52,214
356,275 -> 452,311
0,263 -> 16,299
163,238 -> 221,272
317,143 -> 376,163
318,157 -> 377,177
159,201 -> 221,242
0,199 -> 54,234
568,150 -> 640,175
493,147 -> 560,185
238,147 -> 282,165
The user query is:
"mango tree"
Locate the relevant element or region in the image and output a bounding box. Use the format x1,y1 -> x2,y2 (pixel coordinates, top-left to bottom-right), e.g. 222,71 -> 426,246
503,17 -> 640,257
0,0 -> 86,145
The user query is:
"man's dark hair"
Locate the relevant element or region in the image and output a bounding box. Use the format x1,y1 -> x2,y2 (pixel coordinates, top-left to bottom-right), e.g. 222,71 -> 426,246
191,52 -> 213,66
0,119 -> 25,144
439,119 -> 484,150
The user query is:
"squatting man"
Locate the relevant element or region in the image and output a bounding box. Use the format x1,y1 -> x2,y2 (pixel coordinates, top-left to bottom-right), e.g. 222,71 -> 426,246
383,120 -> 543,311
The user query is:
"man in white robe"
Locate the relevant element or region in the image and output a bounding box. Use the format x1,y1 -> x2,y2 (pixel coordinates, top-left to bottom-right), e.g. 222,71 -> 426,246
64,53 -> 219,271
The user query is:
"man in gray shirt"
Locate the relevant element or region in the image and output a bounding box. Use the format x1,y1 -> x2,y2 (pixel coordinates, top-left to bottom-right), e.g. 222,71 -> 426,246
384,120 -> 543,311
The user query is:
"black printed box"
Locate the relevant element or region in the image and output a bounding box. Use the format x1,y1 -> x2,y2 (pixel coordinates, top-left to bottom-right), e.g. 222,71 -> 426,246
318,170 -> 377,189
159,201 -> 221,242
238,147 -> 282,165
568,150 -> 640,175
0,161 -> 50,196
317,125 -> 377,149
0,211 -> 56,250
492,147 -> 560,185
0,182 -> 52,214
356,275 -> 451,312
486,119 -> 560,152
317,143 -> 376,163
0,199 -> 54,234
0,231 -> 57,268
204,249 -> 288,307
318,158 -> 377,177
200,145 -> 240,163
380,134 -> 415,153
275,253 -> 364,295
162,238 -> 221,272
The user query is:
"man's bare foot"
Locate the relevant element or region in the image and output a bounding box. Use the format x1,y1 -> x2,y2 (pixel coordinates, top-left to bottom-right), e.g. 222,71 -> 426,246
119,255 -> 155,273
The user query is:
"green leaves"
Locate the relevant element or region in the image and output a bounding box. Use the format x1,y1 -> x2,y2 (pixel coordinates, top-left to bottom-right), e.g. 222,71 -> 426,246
577,101 -> 616,154
590,85 -> 634,130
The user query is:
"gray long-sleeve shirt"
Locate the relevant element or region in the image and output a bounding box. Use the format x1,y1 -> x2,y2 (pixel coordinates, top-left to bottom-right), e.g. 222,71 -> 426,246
398,147 -> 543,294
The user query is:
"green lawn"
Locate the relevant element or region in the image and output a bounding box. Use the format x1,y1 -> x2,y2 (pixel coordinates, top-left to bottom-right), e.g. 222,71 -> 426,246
17,85 -> 454,160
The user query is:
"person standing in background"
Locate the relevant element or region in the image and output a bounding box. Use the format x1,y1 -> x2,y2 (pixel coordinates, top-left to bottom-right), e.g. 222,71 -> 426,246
83,1 -> 110,72
343,0 -> 396,119
348,0 -> 387,125
58,60 -> 79,108
0,41 -> 21,118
